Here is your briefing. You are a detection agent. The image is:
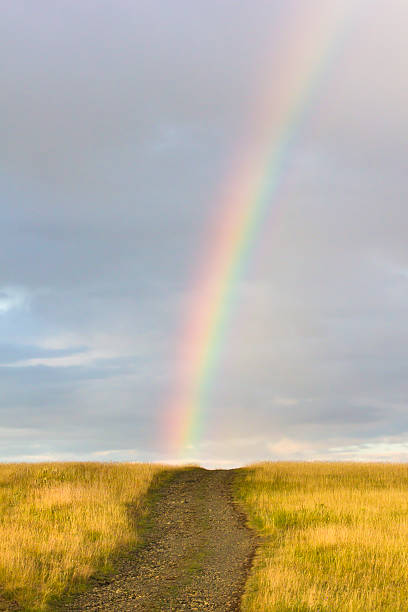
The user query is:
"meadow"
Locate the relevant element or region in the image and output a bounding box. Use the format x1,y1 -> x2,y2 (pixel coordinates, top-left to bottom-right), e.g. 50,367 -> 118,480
235,462 -> 408,612
3,461 -> 408,611
0,462 -> 169,610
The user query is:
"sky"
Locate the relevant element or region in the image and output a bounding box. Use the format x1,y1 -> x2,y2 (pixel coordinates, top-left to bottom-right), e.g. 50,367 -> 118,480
1,0 -> 408,467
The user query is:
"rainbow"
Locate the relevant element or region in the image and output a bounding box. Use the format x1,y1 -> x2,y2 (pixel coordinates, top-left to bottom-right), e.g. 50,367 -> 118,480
164,2 -> 353,458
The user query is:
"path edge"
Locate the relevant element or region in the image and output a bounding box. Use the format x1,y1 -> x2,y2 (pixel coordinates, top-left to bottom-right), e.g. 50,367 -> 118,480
228,468 -> 261,612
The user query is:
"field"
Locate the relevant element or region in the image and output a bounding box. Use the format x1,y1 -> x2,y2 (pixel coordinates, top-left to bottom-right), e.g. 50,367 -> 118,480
235,462 -> 408,612
0,462 -> 169,610
2,462 -> 408,611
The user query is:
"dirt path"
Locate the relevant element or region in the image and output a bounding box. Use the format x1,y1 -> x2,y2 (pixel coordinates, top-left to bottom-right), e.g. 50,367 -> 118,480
65,468 -> 257,611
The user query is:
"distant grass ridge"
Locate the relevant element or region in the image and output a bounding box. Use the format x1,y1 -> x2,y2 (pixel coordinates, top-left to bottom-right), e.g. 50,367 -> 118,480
235,462 -> 408,611
0,462 -> 170,610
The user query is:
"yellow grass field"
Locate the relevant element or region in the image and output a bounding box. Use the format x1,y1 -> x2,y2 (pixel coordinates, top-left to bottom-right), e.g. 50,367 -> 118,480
0,462 -> 169,610
235,462 -> 408,612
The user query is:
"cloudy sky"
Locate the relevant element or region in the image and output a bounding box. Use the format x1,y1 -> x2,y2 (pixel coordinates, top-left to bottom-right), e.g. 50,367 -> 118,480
2,1 -> 408,466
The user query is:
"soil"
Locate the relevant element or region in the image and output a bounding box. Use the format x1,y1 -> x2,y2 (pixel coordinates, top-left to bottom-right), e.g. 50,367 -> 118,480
64,468 -> 258,611
0,596 -> 19,611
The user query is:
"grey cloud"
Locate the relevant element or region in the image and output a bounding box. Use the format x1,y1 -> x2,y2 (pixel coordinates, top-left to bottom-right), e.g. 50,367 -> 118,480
1,0 -> 408,464
0,343 -> 86,364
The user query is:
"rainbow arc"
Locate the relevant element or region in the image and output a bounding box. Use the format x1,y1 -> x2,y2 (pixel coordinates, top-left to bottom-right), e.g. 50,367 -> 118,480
163,1 -> 354,459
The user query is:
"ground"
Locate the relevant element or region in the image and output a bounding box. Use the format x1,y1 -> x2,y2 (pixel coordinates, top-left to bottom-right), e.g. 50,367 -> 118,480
63,468 -> 257,612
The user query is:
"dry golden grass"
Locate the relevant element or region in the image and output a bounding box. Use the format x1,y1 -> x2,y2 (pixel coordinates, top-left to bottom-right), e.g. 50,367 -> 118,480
0,462 -> 170,610
235,462 -> 408,612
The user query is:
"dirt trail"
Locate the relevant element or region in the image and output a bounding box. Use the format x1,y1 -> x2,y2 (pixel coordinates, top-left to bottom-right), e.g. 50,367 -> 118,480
65,468 -> 257,611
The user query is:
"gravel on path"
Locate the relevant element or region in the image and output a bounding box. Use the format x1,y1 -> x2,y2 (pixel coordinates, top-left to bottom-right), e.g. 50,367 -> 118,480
64,468 -> 258,611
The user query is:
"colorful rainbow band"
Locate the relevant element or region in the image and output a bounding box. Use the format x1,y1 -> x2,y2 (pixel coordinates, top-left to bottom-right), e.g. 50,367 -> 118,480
164,1 -> 354,459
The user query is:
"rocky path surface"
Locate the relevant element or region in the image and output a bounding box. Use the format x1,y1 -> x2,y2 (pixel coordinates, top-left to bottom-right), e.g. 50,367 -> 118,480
65,468 -> 257,611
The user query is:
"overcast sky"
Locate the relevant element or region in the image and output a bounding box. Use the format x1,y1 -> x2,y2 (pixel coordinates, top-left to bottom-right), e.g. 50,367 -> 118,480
2,1 -> 408,466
